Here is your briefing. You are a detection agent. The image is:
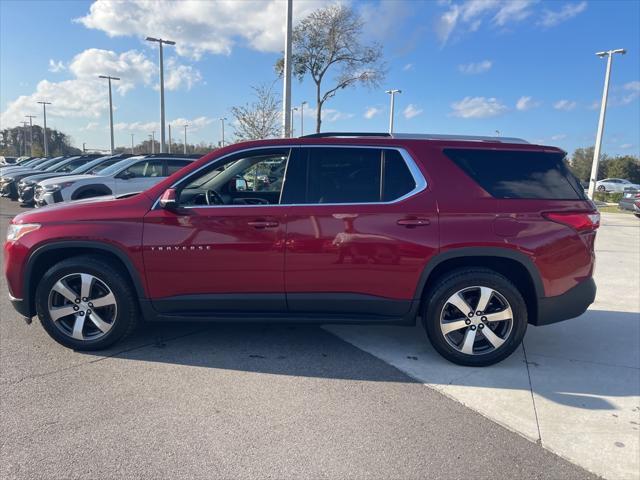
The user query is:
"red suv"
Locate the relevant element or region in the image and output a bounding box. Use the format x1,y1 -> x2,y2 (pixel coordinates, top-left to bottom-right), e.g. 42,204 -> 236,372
4,133 -> 599,366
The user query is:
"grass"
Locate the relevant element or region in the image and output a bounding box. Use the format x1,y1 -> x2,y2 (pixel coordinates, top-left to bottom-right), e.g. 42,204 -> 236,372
598,205 -> 635,214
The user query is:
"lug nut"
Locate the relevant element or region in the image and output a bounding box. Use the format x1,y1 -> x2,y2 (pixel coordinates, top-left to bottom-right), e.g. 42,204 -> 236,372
73,306 -> 79,311
88,302 -> 94,308
470,325 -> 476,331
481,316 -> 487,322
468,312 -> 474,318
465,319 -> 472,325
476,311 -> 483,316
82,297 -> 88,302
86,309 -> 91,314
478,324 -> 484,329
79,311 -> 85,316
75,298 -> 80,304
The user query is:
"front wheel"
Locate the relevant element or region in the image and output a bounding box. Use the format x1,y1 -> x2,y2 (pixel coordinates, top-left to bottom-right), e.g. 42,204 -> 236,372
422,268 -> 528,366
35,255 -> 139,350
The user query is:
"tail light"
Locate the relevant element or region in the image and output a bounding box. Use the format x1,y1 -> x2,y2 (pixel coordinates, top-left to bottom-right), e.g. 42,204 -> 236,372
543,211 -> 600,232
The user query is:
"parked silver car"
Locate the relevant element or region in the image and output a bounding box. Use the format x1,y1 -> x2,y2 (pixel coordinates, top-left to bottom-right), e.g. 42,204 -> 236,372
596,178 -> 640,193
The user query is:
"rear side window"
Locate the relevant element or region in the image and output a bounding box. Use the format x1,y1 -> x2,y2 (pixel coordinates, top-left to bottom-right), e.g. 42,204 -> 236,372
443,149 -> 586,200
167,160 -> 191,175
282,147 -> 417,204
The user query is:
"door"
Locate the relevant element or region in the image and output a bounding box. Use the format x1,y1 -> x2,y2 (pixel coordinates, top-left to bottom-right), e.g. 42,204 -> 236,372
281,146 -> 438,317
143,148 -> 291,315
114,158 -> 164,195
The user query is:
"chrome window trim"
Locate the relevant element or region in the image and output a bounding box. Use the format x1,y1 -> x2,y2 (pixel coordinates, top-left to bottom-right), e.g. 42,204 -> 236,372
152,144 -> 428,210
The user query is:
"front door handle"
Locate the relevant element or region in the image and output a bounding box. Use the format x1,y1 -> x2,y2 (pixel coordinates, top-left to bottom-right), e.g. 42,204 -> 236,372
248,220 -> 279,229
397,218 -> 430,227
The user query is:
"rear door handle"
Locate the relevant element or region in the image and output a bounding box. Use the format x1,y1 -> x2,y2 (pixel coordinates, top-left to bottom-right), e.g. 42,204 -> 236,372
397,218 -> 430,227
248,220 -> 279,229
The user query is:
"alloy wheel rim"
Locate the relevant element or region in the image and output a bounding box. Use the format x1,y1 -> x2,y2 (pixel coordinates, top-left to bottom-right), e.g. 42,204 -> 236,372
47,273 -> 117,341
439,286 -> 513,355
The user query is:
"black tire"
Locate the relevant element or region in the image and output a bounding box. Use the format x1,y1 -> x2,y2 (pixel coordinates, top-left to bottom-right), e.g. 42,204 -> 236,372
35,255 -> 139,350
597,185 -> 606,192
422,268 -> 528,367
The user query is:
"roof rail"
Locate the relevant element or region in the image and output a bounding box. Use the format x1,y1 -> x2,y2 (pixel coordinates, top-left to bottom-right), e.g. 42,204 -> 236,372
301,132 -> 391,138
300,131 -> 528,144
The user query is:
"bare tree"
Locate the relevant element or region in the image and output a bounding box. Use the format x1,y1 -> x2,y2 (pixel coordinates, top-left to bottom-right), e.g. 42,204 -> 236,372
277,5 -> 385,133
231,83 -> 281,141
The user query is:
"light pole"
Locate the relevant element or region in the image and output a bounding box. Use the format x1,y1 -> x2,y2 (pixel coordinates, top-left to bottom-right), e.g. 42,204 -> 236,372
183,124 -> 189,154
146,36 -> 176,153
300,101 -> 307,136
130,133 -> 135,154
282,0 -> 293,138
168,124 -> 172,154
588,48 -> 626,199
291,107 -> 298,137
385,89 -> 401,134
37,101 -> 51,156
98,75 -> 120,154
150,132 -> 155,154
25,115 -> 36,156
219,117 -> 227,147
21,121 -> 28,156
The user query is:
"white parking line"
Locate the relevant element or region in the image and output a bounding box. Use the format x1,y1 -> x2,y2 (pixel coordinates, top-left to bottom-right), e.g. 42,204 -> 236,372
326,213 -> 640,480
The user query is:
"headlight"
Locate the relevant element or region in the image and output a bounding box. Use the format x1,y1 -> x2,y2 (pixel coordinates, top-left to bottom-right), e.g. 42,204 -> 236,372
6,223 -> 40,242
45,181 -> 75,192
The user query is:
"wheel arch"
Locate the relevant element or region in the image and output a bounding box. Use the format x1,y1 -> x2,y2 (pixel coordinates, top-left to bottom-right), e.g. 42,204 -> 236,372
416,248 -> 543,325
70,184 -> 112,200
23,241 -> 146,317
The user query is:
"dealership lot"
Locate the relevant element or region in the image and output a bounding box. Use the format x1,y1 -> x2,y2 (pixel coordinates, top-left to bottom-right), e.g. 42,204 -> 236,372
1,198 -> 637,479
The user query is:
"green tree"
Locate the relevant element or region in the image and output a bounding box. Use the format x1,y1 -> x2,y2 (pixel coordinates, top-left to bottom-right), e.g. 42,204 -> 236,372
0,125 -> 81,157
231,83 -> 281,141
568,146 -> 608,182
605,155 -> 640,183
276,4 -> 385,133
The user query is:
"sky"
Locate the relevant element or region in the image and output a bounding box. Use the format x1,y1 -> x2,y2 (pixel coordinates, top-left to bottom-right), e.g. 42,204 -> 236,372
1,0 -> 639,156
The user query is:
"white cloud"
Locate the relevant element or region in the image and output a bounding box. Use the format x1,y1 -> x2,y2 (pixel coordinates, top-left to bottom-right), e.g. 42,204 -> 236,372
550,134 -> 567,141
75,0 -> 329,59
458,60 -> 492,74
450,96 -> 507,118
553,99 -> 577,111
621,80 -> 640,104
436,0 -> 535,45
619,143 -> 633,150
515,96 -> 540,111
403,104 -> 423,119
1,48 -> 201,128
303,106 -> 354,122
364,106 -> 383,119
48,59 -> 66,73
81,121 -> 101,131
539,1 -> 587,28
114,116 -> 213,133
403,63 -> 414,71
162,58 -> 203,91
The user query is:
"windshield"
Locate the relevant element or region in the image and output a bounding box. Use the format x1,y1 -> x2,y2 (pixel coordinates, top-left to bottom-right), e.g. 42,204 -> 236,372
88,157 -> 128,174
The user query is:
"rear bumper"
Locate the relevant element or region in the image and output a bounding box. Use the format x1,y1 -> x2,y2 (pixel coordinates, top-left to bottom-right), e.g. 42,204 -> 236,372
533,277 -> 596,326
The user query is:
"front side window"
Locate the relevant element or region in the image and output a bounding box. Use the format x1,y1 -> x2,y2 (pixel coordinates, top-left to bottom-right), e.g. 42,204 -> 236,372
119,160 -> 163,179
177,148 -> 290,206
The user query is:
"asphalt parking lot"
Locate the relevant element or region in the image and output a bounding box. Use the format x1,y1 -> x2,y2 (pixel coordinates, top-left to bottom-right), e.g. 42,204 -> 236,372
1,198 -> 637,479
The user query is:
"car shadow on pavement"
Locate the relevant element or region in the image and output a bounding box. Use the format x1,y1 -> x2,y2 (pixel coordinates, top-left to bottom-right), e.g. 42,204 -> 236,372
80,309 -> 640,409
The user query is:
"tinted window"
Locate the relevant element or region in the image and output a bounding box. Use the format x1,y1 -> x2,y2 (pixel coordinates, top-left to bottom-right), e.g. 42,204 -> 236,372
443,149 -> 585,200
383,149 -> 416,201
167,159 -> 191,175
282,147 -> 417,204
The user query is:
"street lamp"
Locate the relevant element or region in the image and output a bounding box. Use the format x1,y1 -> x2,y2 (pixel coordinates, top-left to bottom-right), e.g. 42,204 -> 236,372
291,107 -> 298,137
168,124 -> 172,154
282,0 -> 293,138
146,36 -> 176,153
183,124 -> 189,154
150,131 -> 155,154
130,133 -> 135,154
98,75 -> 120,154
300,101 -> 307,136
37,101 -> 51,156
385,89 -> 401,134
219,117 -> 227,147
25,115 -> 36,156
588,48 -> 627,199
20,121 -> 28,156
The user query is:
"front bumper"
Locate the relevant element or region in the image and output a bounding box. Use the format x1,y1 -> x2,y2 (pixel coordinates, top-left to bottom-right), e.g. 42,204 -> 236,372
18,185 -> 35,204
0,181 -> 17,199
533,277 -> 596,326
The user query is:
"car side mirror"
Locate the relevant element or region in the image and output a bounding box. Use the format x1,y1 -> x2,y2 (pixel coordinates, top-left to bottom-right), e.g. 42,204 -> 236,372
235,178 -> 248,192
159,188 -> 178,211
119,171 -> 133,180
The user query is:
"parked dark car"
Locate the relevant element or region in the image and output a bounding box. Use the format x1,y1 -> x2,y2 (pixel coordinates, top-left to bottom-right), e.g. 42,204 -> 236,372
618,188 -> 640,217
1,157 -> 69,199
5,133 -> 599,367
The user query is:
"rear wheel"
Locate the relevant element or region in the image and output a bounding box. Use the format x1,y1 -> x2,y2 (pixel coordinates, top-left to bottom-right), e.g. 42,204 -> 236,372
422,268 -> 528,366
35,255 -> 139,350
597,185 -> 606,192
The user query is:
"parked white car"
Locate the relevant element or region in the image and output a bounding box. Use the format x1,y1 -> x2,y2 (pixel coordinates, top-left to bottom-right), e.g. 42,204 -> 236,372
34,155 -> 196,206
596,178 -> 640,193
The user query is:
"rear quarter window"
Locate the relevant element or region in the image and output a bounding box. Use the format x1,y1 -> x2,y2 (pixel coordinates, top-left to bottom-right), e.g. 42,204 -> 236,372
443,149 -> 586,200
